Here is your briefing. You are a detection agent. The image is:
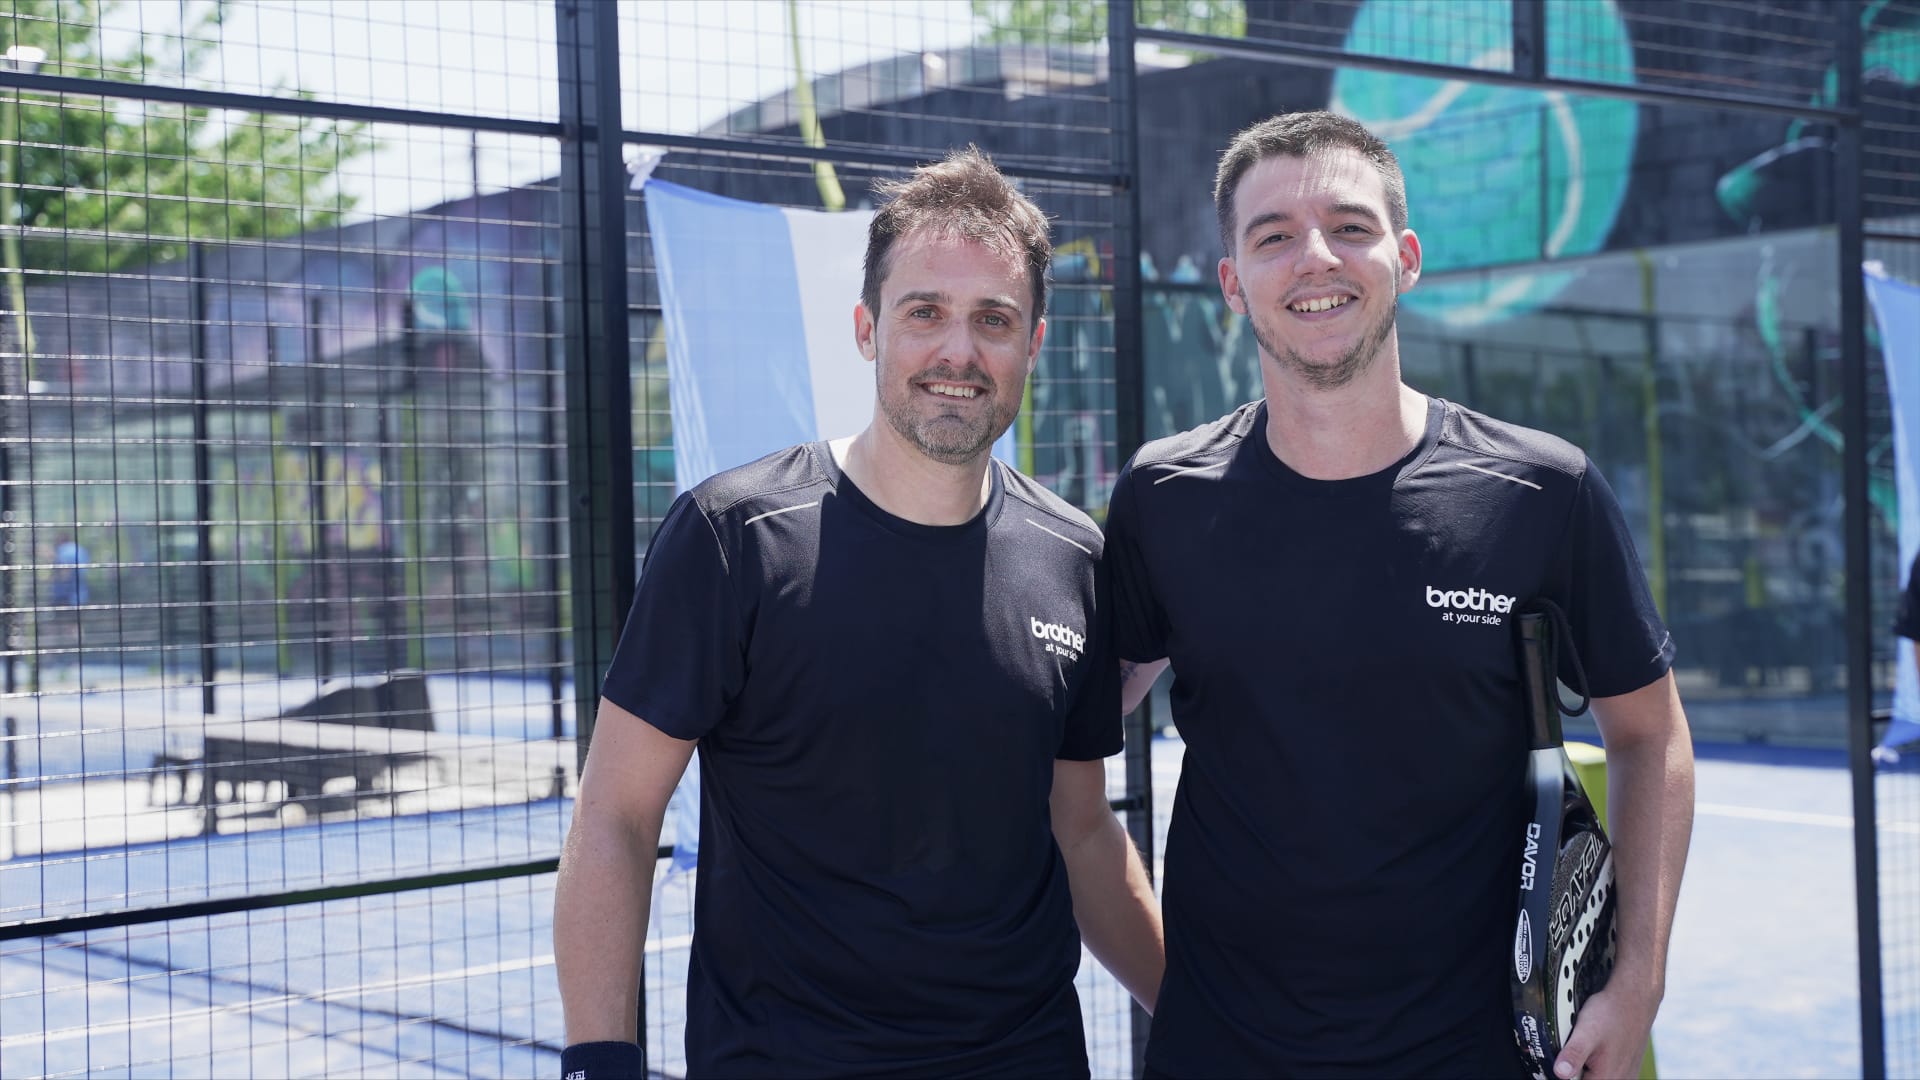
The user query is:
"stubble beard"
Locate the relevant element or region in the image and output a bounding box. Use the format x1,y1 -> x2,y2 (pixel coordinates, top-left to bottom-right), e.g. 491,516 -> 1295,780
1241,277 -> 1400,392
876,355 -> 1021,466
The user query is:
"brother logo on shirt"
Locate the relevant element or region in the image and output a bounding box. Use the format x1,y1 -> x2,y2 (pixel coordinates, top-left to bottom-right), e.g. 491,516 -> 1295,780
1031,617 -> 1085,661
1425,584 -> 1516,626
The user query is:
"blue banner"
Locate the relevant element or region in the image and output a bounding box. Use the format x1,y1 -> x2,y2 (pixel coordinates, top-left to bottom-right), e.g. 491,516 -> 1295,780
643,179 -> 1014,495
1869,268 -> 1920,751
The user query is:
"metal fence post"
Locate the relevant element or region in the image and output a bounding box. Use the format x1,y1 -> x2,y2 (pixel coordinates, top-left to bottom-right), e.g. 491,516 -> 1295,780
189,243 -> 215,714
556,0 -> 636,753
542,257 -> 567,746
306,294 -> 333,680
1108,2 -> 1154,1076
1511,0 -> 1546,82
1838,1 -> 1885,1074
557,0 -> 643,1055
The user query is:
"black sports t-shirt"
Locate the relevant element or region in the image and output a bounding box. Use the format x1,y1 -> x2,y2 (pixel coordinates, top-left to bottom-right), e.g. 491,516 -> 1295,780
1106,397 -> 1673,1079
601,441 -> 1120,1078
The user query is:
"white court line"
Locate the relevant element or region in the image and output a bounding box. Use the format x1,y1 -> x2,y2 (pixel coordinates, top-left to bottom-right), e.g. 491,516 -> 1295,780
5,934 -> 697,1049
1120,782 -> 1902,836
1694,800 -> 1920,834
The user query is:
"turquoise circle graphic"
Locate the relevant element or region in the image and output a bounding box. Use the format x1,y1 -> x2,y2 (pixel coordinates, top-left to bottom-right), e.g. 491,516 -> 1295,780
1330,0 -> 1639,327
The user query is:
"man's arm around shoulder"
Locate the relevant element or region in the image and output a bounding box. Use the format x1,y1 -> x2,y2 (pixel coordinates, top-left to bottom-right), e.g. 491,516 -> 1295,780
1556,671 -> 1694,1080
553,698 -> 697,1055
1120,658 -> 1169,718
1051,757 -> 1164,1014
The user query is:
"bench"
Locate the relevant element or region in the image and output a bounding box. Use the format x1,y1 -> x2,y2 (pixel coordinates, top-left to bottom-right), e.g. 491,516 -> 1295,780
148,718 -> 456,832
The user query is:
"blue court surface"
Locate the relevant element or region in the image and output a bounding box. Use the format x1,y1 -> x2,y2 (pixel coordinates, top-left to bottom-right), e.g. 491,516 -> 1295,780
1653,741 -> 1863,1079
0,733 -> 1882,1078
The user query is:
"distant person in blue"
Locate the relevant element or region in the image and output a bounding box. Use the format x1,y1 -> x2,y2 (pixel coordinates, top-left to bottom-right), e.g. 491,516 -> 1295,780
553,148 -> 1164,1079
1106,112 -> 1696,1079
49,535 -> 88,607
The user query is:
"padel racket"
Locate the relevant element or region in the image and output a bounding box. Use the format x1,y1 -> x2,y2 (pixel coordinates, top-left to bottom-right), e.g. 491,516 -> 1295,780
1511,606 -> 1614,1080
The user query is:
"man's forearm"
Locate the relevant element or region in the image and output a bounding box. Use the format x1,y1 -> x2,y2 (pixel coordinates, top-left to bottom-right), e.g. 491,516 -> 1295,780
1601,710 -> 1695,1000
1062,812 -> 1165,1013
554,813 -> 660,1044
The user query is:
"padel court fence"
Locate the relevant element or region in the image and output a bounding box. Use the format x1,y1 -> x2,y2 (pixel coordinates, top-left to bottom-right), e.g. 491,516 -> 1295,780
0,1 -> 1145,1075
0,1 -> 1915,1076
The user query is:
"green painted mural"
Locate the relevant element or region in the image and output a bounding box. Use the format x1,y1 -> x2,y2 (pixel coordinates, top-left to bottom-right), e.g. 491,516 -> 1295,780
1331,0 -> 1639,327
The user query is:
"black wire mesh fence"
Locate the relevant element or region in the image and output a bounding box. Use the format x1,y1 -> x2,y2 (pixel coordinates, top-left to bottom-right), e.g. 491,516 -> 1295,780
0,1 -> 1146,1076
0,0 -> 1914,1076
0,2 -> 578,1075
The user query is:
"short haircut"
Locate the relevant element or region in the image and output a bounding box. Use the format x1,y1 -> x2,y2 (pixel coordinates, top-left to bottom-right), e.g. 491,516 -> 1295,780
862,146 -> 1051,325
1213,111 -> 1409,254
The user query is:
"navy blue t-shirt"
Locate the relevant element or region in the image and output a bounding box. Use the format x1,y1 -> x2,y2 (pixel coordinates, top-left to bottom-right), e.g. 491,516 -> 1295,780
601,441 -> 1121,1078
1106,398 -> 1673,1079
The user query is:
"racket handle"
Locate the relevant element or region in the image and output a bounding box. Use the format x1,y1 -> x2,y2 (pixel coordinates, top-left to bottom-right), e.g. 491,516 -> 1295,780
1518,611 -> 1564,750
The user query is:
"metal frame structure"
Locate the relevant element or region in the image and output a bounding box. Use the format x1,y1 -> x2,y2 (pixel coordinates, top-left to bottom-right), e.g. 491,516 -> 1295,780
0,2 -> 1897,1076
1835,10 -> 1886,1076
0,2 -> 1157,1075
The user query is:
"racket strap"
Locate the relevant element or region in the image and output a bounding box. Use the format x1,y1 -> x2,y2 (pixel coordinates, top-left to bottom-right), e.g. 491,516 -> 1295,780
1521,597 -> 1592,717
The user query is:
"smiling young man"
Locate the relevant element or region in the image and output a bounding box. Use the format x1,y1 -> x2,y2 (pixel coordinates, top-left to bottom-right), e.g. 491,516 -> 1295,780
553,147 -> 1162,1079
1104,112 -> 1695,1078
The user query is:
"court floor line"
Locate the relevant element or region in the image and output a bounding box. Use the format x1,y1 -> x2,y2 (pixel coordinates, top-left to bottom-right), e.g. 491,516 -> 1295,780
1696,800 -> 1920,834
1136,768 -> 1888,835
3,948 -> 562,1049
1,934 -> 696,1050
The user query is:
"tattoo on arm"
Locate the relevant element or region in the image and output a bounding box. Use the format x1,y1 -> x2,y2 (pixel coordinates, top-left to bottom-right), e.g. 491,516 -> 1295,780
1120,661 -> 1138,684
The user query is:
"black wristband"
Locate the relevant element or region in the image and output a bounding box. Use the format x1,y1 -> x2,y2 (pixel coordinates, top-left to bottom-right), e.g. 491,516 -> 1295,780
560,1040 -> 644,1080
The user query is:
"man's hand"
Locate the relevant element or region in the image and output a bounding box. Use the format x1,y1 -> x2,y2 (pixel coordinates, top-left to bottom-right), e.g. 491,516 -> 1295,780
1551,981 -> 1657,1080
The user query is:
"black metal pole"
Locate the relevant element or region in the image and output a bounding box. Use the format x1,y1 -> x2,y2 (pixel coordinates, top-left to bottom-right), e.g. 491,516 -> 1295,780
2,74 -> 19,705
2,294 -> 13,715
557,0 -> 640,1053
1837,3 -> 1885,1076
1511,0 -> 1546,83
1108,4 -> 1154,1077
3,713 -> 14,860
541,257 -> 564,744
557,0 -> 636,756
308,295 -> 332,680
1516,0 -> 1551,302
386,301 -> 411,677
190,244 -> 215,714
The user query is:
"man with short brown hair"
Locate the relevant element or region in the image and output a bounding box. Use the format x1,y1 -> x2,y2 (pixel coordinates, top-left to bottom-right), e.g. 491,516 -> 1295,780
1109,111 -> 1693,1079
555,147 -> 1162,1079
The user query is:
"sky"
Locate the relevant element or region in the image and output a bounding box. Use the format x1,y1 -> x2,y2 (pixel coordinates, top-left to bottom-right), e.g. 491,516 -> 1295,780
92,0 -> 986,219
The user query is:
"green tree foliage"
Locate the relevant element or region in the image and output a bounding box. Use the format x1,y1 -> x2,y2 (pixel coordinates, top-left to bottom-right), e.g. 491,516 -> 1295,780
3,0 -> 374,274
972,0 -> 1245,45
